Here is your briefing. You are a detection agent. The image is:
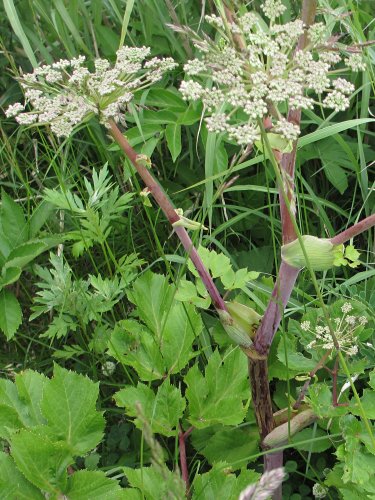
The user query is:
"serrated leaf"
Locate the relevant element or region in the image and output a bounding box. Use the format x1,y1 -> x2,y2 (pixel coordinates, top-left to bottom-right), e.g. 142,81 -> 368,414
66,470 -> 125,499
349,389 -> 375,419
124,465 -> 185,500
15,370 -> 48,427
0,266 -> 22,288
108,320 -> 165,380
191,425 -> 259,469
127,272 -> 174,336
185,349 -> 249,428
307,383 -> 348,418
41,364 -> 105,454
165,123 -> 182,162
0,371 -> 47,438
0,190 -> 27,255
115,381 -> 185,437
192,464 -> 259,500
11,428 -> 72,494
0,289 -> 22,339
188,247 -> 232,279
109,296 -> 201,381
3,241 -> 48,270
221,268 -> 260,291
0,452 -> 43,499
175,279 -> 211,309
338,415 -> 375,486
345,245 -> 361,262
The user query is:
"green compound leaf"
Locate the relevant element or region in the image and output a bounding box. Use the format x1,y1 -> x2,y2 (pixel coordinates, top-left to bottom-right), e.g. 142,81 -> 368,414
11,428 -> 72,494
337,415 -> 375,488
41,364 -> 105,455
0,371 -> 47,439
65,470 -> 125,499
127,272 -> 174,336
184,349 -> 249,428
0,451 -> 43,500
0,289 -> 22,339
191,425 -> 259,469
349,389 -> 375,419
192,464 -> 260,500
124,465 -> 185,500
115,380 -> 185,437
109,298 -> 201,381
307,383 -> 348,419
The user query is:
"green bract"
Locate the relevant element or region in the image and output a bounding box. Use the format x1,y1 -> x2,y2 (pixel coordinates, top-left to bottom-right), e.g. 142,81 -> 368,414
281,236 -> 361,271
219,301 -> 262,348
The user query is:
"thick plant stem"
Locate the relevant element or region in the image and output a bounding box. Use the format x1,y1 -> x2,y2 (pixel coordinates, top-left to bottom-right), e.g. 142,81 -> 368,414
248,358 -> 275,441
108,119 -> 227,312
253,262 -> 300,355
331,214 -> 375,245
247,5 -> 318,497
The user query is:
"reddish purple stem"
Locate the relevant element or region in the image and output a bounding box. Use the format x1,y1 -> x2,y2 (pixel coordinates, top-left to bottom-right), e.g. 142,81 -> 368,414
331,214 -> 375,245
108,119 -> 227,312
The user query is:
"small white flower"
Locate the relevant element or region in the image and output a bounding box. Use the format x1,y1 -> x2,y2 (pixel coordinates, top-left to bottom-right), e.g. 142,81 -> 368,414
228,124 -> 259,145
333,78 -> 355,95
205,14 -> 224,29
312,483 -> 328,499
345,53 -> 366,71
359,316 -> 368,326
184,59 -> 206,76
323,90 -> 350,112
341,302 -> 353,314
5,102 -> 24,117
16,113 -> 38,125
205,113 -> 229,133
102,361 -> 116,376
273,118 -> 300,141
179,80 -> 204,101
261,0 -> 286,20
308,23 -> 328,46
301,321 -> 311,331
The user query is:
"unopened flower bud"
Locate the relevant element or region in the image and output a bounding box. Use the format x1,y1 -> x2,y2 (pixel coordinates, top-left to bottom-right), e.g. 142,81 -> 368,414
281,236 -> 343,271
218,301 -> 262,348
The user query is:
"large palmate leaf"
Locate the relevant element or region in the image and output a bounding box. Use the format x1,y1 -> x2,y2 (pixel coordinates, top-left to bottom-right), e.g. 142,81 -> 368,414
192,465 -> 259,500
184,348 -> 249,428
115,380 -> 185,437
109,285 -> 202,381
124,465 -> 185,500
11,429 -> 72,494
41,364 -> 105,455
0,452 -> 43,500
127,271 -> 174,336
65,470 -> 126,499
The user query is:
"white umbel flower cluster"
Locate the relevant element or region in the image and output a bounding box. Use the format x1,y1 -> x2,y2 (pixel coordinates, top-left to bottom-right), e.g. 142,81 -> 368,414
5,47 -> 177,138
180,0 -> 365,148
301,302 -> 368,356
